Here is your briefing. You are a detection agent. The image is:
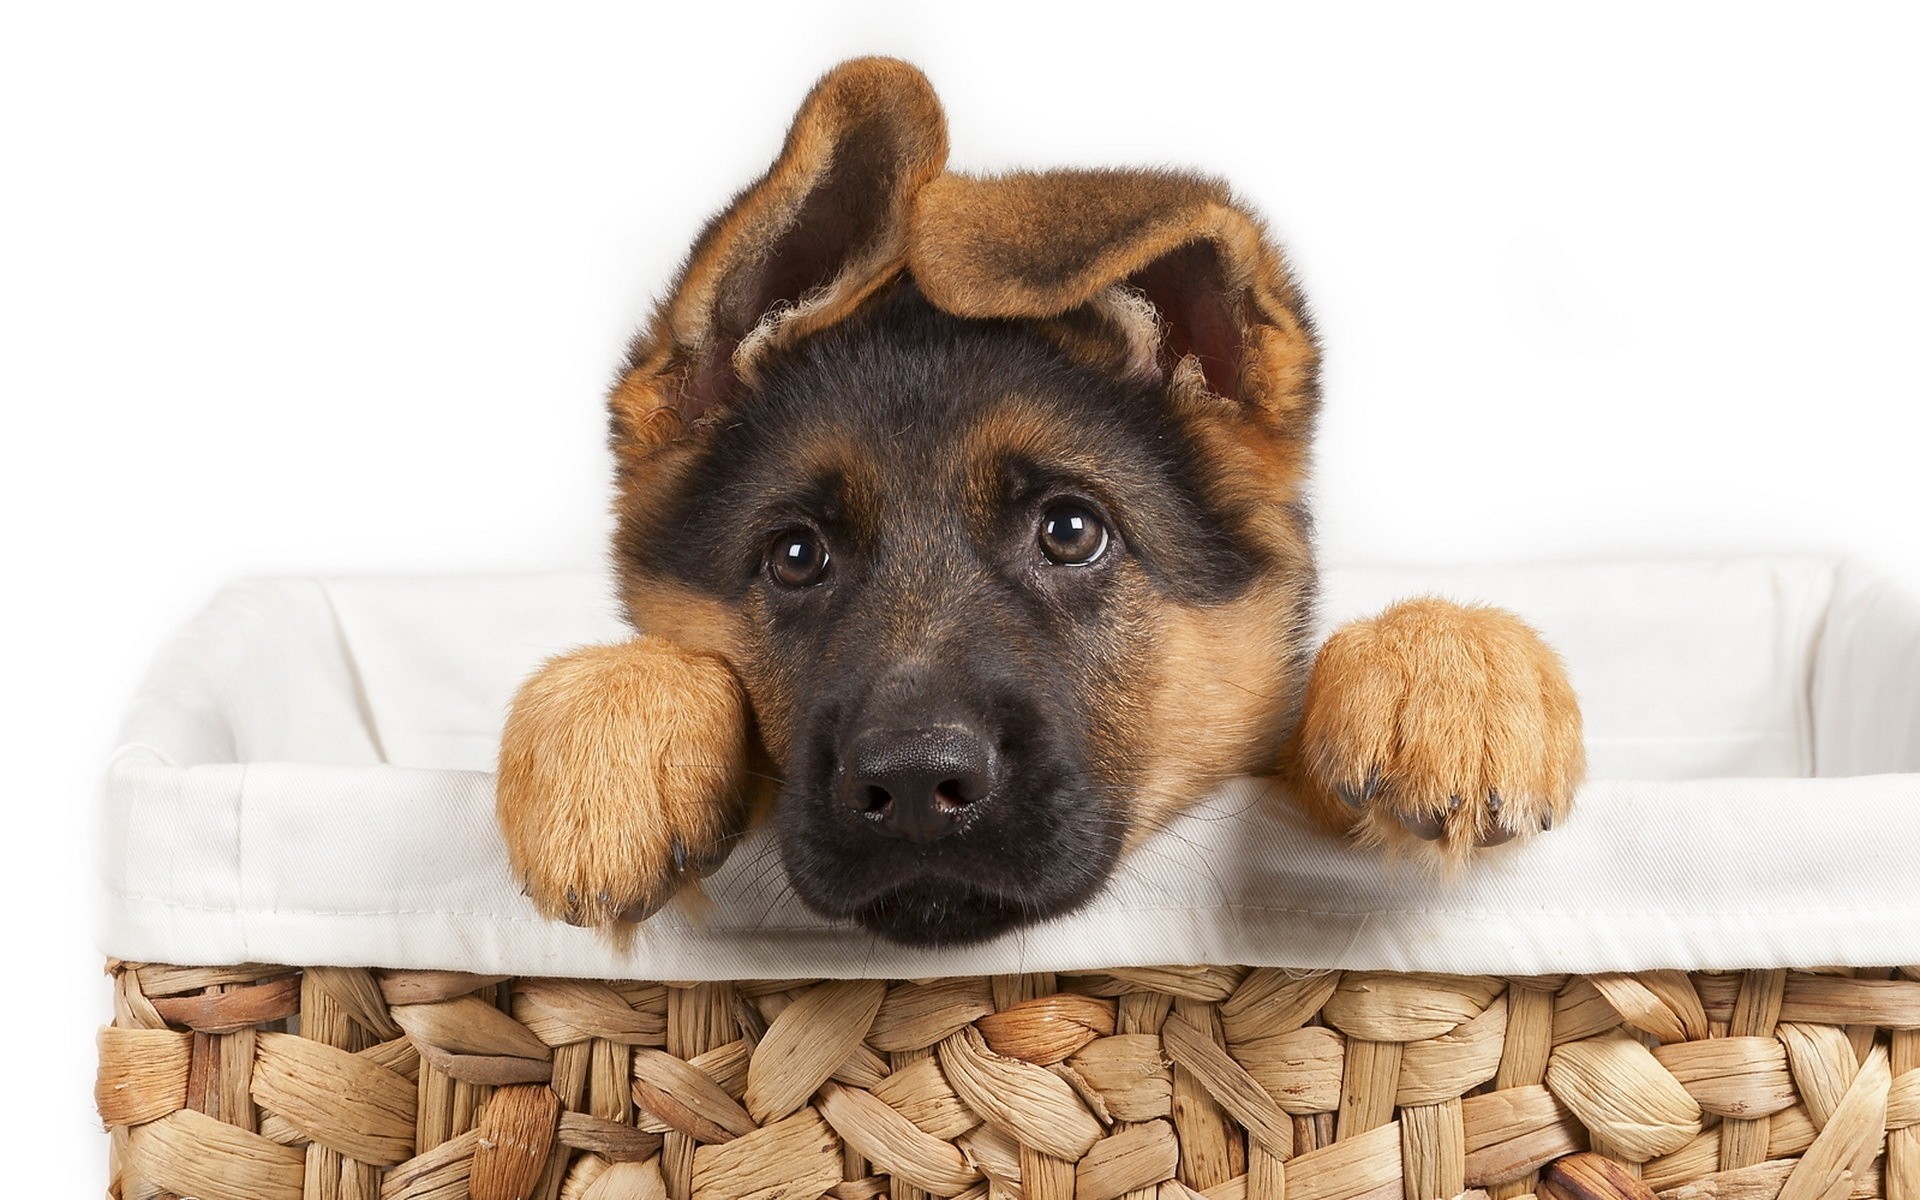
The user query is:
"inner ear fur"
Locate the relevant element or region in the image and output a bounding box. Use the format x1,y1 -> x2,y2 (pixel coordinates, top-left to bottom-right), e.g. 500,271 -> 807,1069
612,57 -> 948,451
908,169 -> 1318,419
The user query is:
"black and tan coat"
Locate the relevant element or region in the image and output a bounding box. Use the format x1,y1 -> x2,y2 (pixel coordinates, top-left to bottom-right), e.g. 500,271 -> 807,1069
497,58 -> 1584,944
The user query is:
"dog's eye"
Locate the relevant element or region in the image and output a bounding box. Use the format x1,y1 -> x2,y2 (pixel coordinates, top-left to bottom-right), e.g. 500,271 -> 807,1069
1038,502 -> 1109,566
768,531 -> 830,587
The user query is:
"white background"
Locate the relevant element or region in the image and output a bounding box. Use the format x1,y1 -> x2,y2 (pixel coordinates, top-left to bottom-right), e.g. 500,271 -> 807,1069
5,2 -> 1916,1187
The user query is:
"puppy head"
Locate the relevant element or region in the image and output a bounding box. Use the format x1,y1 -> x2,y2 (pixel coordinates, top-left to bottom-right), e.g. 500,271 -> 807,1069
610,59 -> 1321,944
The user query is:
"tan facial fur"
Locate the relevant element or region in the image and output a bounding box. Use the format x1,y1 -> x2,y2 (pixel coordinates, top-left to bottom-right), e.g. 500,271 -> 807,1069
1129,580 -> 1313,845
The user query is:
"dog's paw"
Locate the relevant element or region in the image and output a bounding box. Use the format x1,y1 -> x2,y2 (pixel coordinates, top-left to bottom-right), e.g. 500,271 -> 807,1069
1291,598 -> 1584,864
496,637 -> 751,926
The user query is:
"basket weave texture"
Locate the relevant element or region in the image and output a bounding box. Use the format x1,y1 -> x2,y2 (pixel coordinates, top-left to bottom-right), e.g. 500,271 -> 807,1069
97,961 -> 1920,1200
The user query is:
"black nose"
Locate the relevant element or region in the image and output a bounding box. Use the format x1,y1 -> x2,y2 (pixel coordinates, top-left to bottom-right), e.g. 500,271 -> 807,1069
842,724 -> 996,843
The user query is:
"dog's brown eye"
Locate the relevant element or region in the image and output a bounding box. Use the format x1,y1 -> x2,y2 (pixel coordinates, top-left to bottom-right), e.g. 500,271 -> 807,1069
768,531 -> 829,587
1038,502 -> 1108,565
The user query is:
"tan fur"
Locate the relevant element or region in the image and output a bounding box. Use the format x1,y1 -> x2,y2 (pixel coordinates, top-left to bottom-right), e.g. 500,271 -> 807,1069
618,581 -> 744,664
907,169 -> 1318,421
497,638 -> 757,925
956,401 -> 1150,484
1286,599 -> 1586,865
910,171 -> 1263,318
1129,580 -> 1308,844
1177,396 -> 1314,561
1118,397 -> 1320,841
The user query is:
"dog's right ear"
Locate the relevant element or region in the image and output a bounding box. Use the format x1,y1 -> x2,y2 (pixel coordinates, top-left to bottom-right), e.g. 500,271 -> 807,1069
908,170 -> 1318,426
612,57 -> 948,454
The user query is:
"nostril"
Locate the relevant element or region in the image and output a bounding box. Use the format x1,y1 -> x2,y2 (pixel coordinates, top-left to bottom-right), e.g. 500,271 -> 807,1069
842,723 -> 998,840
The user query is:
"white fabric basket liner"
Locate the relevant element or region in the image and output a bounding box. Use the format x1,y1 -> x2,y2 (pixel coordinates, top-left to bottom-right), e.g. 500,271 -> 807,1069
99,558 -> 1920,979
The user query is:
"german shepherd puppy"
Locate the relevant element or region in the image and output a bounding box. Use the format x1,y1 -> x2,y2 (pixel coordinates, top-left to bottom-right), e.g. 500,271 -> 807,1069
497,58 -> 1585,945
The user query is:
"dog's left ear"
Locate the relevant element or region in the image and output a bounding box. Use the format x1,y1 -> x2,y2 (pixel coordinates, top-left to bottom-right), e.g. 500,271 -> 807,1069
614,57 -> 949,451
909,170 -> 1318,423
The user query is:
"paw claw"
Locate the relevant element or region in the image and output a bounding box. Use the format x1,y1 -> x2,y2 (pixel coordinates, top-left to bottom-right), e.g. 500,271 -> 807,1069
688,841 -> 733,880
1400,809 -> 1449,841
1541,812 -> 1554,831
1337,767 -> 1384,812
619,894 -> 669,924
1486,790 -> 1503,815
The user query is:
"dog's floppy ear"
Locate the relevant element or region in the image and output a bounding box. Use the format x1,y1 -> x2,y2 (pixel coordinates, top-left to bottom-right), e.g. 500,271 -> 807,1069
614,57 -> 948,449
908,170 -> 1317,419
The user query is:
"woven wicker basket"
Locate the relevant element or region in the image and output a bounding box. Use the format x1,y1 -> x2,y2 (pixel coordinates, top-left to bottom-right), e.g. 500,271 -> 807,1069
97,960 -> 1920,1200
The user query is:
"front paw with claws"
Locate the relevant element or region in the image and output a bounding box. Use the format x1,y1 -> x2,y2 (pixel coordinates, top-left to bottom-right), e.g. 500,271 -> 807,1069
1291,598 -> 1585,864
496,637 -> 752,927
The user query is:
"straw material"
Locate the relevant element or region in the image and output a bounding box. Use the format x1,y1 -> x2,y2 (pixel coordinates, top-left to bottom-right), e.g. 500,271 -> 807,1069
99,961 -> 1920,1200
